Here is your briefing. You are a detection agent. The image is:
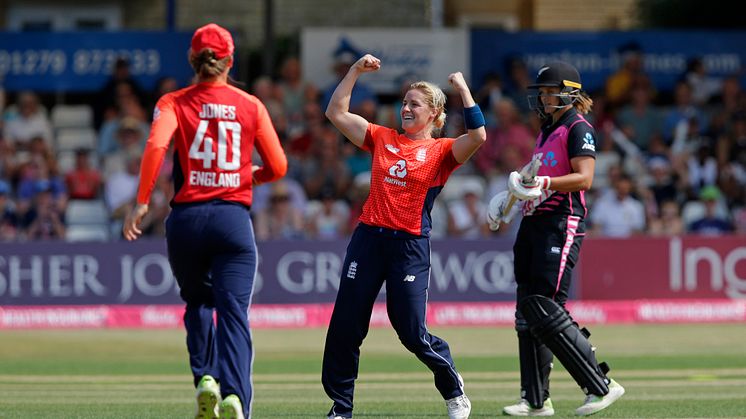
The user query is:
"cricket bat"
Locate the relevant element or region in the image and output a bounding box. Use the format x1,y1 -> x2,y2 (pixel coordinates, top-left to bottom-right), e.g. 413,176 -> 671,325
502,157 -> 542,221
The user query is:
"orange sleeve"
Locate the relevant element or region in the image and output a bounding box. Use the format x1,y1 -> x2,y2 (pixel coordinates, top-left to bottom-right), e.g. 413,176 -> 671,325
136,97 -> 178,204
252,99 -> 287,184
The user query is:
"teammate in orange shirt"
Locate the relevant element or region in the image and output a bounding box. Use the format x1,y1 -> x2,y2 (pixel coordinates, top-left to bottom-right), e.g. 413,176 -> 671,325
321,54 -> 486,419
123,23 -> 287,419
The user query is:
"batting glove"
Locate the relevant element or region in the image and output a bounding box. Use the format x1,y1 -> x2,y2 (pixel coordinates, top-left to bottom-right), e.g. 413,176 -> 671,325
487,191 -> 519,231
507,171 -> 551,201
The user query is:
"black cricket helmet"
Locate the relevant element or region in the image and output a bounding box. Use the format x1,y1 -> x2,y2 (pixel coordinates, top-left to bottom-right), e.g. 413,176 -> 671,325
527,61 -> 582,118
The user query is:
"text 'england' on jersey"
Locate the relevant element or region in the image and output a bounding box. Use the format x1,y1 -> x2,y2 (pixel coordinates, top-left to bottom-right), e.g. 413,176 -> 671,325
358,123 -> 461,236
161,84 -> 262,207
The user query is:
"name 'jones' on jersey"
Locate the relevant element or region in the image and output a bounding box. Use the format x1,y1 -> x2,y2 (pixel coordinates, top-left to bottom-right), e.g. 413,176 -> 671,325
189,102 -> 241,188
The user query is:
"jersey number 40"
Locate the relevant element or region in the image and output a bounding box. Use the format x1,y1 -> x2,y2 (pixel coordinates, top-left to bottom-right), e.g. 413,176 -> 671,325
189,119 -> 241,170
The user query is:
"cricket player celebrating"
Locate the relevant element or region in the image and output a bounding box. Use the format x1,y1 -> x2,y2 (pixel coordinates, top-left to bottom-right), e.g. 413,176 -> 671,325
322,53 -> 486,419
123,23 -> 287,419
487,61 -> 624,416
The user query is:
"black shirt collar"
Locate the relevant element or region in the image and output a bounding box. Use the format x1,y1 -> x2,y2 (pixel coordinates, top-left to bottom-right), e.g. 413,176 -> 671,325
540,107 -> 578,146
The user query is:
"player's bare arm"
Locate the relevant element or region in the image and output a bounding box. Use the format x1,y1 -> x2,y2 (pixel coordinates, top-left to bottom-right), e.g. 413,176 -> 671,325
449,72 -> 487,163
543,156 -> 595,192
325,54 -> 381,148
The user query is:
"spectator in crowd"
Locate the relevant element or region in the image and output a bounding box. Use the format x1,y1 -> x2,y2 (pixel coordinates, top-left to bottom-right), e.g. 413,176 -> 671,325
149,76 -> 180,110
96,57 -> 146,128
300,125 -> 351,199
686,143 -> 718,198
287,102 -> 325,160
688,185 -> 733,235
342,140 -> 372,179
648,199 -> 684,236
277,56 -> 319,138
447,180 -> 489,238
105,152 -> 140,231
662,81 -> 708,144
320,47 -> 377,113
23,181 -> 66,240
252,76 -> 287,138
474,98 -> 534,177
254,180 -> 305,240
616,79 -> 661,151
15,156 -> 66,217
590,174 -> 646,237
474,72 -> 503,124
606,42 -> 647,106
64,148 -> 102,200
717,112 -> 746,206
99,112 -> 149,157
306,186 -> 350,240
3,91 -> 53,149
646,156 -> 680,213
251,176 -> 307,215
504,57 -> 533,114
684,57 -> 723,106
0,137 -> 16,180
0,180 -> 18,241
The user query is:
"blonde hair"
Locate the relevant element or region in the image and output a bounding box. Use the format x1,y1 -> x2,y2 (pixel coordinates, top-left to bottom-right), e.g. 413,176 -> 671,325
574,91 -> 594,114
189,49 -> 231,80
409,81 -> 447,135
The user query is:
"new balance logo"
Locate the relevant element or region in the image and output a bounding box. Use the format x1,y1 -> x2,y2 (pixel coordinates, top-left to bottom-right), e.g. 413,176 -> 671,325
403,275 -> 415,282
385,144 -> 400,154
416,148 -> 427,161
347,261 -> 358,279
550,246 -> 561,254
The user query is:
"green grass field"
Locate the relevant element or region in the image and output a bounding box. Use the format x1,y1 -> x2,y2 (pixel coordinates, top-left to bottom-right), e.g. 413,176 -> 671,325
1,324 -> 745,418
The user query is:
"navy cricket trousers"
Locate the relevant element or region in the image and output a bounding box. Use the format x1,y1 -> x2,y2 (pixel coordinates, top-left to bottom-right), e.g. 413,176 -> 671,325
165,201 -> 257,417
322,223 -> 464,417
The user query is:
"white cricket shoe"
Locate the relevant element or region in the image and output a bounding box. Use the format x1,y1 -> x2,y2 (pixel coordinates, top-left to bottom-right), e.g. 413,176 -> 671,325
502,398 -> 555,416
219,394 -> 245,419
446,394 -> 471,419
194,375 -> 220,419
575,379 -> 625,416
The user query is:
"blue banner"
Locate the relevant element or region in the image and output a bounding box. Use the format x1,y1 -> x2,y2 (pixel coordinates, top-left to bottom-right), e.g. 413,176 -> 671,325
471,30 -> 746,93
0,31 -> 194,92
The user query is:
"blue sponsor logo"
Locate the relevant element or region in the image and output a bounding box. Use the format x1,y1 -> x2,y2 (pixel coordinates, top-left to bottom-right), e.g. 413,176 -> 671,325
542,151 -> 558,167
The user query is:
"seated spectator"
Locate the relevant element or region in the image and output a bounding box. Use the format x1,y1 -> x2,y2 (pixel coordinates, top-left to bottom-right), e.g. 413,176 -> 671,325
688,186 -> 734,235
646,156 -> 680,212
648,200 -> 684,237
277,56 -> 318,138
65,148 -> 102,200
16,158 -> 66,216
447,181 -> 489,238
504,57 -> 532,115
99,115 -> 148,156
300,126 -> 350,199
23,182 -> 66,240
320,48 -> 377,113
686,143 -> 718,198
105,152 -> 140,227
252,76 -> 287,138
606,42 -> 648,106
254,181 -> 305,240
3,91 -> 53,149
96,57 -> 146,128
251,176 -> 306,215
474,98 -> 534,177
662,81 -> 708,144
0,180 -> 18,241
684,57 -> 723,106
616,80 -> 661,151
306,187 -> 350,240
590,174 -> 646,237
